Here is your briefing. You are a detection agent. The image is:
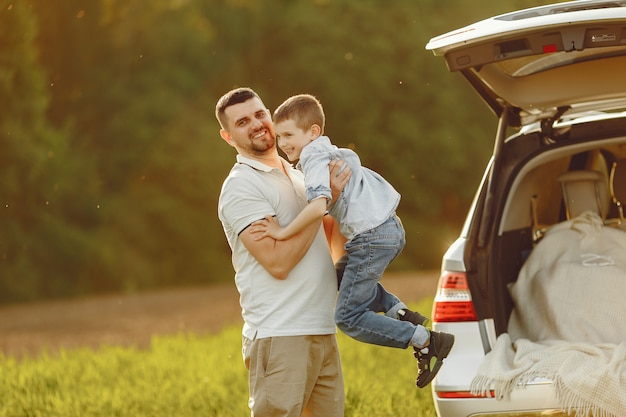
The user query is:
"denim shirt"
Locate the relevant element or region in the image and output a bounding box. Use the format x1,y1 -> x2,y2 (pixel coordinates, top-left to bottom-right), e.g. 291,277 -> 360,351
297,136 -> 400,240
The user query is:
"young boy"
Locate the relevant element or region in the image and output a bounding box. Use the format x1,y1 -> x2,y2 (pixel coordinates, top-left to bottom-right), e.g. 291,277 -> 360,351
250,94 -> 454,388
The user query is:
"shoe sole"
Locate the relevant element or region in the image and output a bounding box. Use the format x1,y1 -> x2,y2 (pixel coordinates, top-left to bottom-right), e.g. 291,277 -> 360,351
416,334 -> 455,388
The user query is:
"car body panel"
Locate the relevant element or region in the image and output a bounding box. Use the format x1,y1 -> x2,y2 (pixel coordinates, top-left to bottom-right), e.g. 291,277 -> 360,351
430,320 -> 495,389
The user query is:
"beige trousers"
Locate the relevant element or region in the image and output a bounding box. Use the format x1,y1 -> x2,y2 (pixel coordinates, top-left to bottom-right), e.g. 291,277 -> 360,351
242,334 -> 344,417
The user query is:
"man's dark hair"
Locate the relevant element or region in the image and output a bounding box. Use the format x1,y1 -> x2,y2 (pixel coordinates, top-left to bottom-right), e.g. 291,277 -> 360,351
215,87 -> 262,129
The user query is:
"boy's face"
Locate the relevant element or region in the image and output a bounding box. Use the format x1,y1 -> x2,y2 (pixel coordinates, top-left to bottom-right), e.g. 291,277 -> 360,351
274,119 -> 317,162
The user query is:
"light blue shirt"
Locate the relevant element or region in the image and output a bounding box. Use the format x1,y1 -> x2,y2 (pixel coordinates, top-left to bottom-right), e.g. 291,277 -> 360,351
297,136 -> 400,240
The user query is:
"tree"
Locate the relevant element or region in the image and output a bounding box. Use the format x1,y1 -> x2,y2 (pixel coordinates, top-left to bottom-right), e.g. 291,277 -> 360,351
1,0 -> 555,302
0,0 -> 93,301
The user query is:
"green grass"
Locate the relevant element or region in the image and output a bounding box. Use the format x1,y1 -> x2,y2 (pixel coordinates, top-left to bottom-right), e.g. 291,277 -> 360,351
0,300 -> 435,417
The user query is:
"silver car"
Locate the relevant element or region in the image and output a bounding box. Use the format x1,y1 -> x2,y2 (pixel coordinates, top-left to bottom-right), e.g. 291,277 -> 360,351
426,1 -> 626,416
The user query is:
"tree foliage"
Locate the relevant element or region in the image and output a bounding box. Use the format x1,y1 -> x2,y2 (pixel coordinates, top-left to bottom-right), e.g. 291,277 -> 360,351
1,0 -> 552,302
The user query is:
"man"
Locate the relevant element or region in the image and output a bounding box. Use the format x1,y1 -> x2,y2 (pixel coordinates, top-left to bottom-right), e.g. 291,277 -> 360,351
215,87 -> 349,417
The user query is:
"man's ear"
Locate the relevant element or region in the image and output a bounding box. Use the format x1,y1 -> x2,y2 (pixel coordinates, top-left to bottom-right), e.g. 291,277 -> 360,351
310,124 -> 321,138
220,129 -> 234,147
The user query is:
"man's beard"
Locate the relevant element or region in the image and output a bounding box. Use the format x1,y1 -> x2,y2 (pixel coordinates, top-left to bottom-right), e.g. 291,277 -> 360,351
249,131 -> 275,154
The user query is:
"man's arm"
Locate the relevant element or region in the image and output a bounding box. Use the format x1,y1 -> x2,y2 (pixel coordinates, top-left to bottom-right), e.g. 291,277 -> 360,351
239,217 -> 322,280
328,158 -> 350,205
323,215 -> 347,263
325,159 -> 350,262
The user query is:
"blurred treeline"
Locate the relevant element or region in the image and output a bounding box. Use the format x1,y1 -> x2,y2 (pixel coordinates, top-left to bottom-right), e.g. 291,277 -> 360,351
1,0 -> 550,304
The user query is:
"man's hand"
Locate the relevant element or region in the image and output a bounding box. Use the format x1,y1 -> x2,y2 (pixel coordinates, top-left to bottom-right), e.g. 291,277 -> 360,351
329,159 -> 351,205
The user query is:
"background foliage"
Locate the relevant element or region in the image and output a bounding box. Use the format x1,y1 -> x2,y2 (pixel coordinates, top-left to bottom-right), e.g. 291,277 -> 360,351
1,0 -> 552,303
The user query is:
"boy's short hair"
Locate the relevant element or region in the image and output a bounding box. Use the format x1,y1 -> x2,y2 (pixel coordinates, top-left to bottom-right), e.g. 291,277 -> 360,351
273,94 -> 325,134
215,87 -> 263,129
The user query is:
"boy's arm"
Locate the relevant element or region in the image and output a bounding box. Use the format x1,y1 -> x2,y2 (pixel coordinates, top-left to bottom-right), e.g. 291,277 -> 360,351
252,197 -> 328,240
239,217 -> 322,280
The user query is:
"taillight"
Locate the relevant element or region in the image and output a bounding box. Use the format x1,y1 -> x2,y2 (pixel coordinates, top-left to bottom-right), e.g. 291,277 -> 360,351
435,390 -> 495,399
432,271 -> 477,322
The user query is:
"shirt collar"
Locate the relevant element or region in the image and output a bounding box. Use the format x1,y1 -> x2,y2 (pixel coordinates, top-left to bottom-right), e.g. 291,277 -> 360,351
236,154 -> 291,173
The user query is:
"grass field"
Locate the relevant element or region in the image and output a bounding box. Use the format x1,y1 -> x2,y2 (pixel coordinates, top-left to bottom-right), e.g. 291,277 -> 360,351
0,300 -> 435,417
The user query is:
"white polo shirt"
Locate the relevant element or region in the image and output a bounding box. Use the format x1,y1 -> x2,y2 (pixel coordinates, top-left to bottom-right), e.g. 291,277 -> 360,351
218,154 -> 337,340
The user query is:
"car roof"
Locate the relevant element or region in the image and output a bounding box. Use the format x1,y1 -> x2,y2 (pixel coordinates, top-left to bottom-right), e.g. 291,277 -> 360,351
426,0 -> 626,126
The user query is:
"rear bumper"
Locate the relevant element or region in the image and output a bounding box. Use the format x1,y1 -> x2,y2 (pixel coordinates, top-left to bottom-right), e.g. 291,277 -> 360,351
434,381 -> 563,417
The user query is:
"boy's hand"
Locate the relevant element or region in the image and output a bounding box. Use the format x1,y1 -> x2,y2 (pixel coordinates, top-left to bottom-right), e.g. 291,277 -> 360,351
250,215 -> 287,241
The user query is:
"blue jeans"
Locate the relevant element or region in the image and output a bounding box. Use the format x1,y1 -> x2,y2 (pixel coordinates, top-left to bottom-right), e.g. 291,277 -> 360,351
334,214 -> 415,348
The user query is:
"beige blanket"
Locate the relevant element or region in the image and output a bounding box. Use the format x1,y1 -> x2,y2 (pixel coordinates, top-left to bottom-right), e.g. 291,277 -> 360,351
470,212 -> 626,417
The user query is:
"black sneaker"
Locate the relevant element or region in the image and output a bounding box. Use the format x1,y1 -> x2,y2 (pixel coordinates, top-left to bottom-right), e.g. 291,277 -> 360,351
398,308 -> 431,327
414,331 -> 455,388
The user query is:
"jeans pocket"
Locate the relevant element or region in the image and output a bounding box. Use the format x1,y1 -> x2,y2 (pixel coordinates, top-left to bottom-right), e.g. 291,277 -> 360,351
366,239 -> 404,276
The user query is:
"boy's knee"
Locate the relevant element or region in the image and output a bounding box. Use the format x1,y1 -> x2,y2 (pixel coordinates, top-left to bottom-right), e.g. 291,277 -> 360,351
334,313 -> 354,335
334,311 -> 346,326
335,321 -> 351,338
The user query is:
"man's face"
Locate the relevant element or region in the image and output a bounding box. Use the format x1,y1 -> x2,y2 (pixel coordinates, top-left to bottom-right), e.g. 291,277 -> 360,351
222,97 -> 276,156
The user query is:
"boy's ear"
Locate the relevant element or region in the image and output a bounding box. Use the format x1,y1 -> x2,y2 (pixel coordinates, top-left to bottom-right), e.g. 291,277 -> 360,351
310,124 -> 321,137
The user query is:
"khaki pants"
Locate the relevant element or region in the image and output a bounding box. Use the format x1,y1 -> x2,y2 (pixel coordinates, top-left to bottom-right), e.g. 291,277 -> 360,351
242,334 -> 344,417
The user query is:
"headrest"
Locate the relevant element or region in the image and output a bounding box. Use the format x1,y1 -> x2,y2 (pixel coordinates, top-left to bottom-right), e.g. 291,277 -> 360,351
557,170 -> 610,219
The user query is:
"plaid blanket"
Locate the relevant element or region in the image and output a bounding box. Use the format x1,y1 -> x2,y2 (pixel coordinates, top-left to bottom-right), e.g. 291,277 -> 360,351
470,212 -> 626,417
